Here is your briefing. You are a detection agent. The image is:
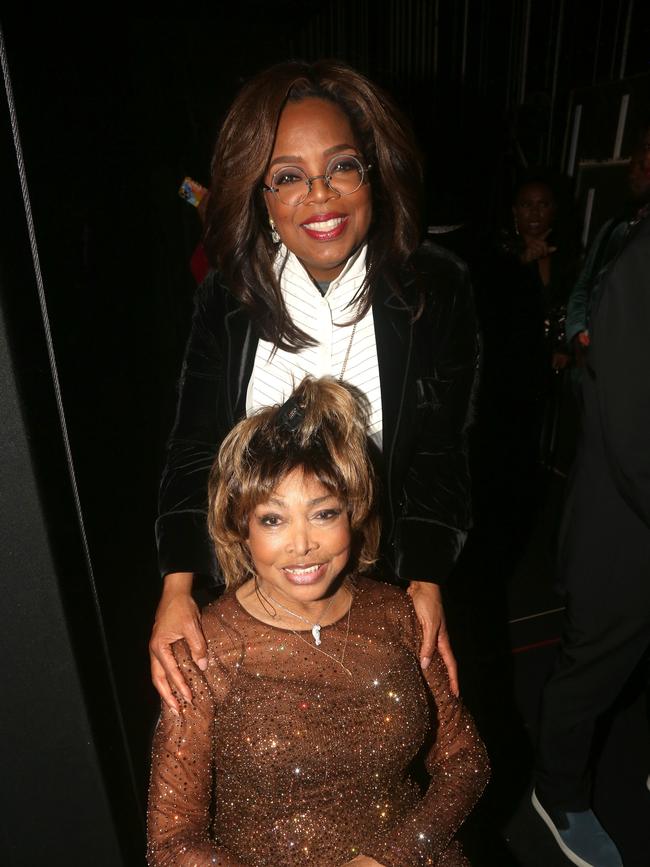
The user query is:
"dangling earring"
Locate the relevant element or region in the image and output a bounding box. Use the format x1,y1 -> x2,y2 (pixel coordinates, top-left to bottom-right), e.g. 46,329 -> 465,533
269,216 -> 280,244
513,213 -> 520,236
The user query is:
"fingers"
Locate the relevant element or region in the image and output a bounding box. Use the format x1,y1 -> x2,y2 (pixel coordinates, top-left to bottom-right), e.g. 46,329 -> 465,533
437,625 -> 460,697
407,581 -> 459,695
150,639 -> 193,706
407,580 -> 443,671
522,239 -> 557,262
150,653 -> 181,715
185,620 -> 209,671
532,242 -> 555,257
150,585 -> 204,705
418,617 -> 436,671
153,641 -> 193,705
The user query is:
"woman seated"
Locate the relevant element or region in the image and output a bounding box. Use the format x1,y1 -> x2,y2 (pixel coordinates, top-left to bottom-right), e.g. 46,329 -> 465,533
148,377 -> 489,867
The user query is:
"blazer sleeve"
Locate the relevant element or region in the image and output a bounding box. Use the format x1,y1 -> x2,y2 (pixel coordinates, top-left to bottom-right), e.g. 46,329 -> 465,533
156,274 -> 226,579
394,251 -> 480,582
593,218 -> 650,530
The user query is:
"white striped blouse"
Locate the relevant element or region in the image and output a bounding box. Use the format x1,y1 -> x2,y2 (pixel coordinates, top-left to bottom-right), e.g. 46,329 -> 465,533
246,243 -> 383,447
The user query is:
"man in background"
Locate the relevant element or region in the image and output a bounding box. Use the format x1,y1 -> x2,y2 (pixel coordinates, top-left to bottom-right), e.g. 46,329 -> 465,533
532,123 -> 650,867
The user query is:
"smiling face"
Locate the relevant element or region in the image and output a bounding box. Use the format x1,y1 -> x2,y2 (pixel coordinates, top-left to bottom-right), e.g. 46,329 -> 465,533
512,182 -> 556,240
246,467 -> 352,611
263,97 -> 373,282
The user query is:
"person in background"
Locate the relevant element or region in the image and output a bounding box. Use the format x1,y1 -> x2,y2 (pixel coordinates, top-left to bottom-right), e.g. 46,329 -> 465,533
147,376 -> 489,867
472,172 -> 578,553
150,60 -> 479,714
531,123 -> 650,867
565,120 -> 650,359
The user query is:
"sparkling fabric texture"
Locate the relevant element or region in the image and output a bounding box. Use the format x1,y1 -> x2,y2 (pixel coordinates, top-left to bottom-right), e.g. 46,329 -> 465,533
148,579 -> 489,866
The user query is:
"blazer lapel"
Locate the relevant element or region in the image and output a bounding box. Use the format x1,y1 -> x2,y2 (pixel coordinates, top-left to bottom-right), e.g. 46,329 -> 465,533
224,303 -> 258,424
372,274 -> 414,463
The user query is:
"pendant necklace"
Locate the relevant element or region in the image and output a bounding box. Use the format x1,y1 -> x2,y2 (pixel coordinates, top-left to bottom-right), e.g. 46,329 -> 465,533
254,580 -> 355,676
289,601 -> 353,677
338,321 -> 357,382
257,581 -> 344,646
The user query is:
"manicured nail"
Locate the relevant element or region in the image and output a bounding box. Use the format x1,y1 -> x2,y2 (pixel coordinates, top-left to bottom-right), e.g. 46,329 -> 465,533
420,656 -> 431,670
197,657 -> 208,671
170,707 -> 180,717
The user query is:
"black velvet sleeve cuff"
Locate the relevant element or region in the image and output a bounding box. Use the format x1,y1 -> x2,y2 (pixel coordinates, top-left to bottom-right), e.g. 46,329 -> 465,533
393,518 -> 467,584
155,510 -> 218,580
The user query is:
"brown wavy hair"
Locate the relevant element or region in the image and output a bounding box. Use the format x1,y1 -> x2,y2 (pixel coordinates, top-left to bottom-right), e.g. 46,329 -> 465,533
203,59 -> 423,351
207,377 -> 380,589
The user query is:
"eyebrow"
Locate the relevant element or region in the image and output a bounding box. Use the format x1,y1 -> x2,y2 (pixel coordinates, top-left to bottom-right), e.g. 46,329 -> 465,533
269,143 -> 359,169
308,495 -> 337,506
261,494 -> 338,507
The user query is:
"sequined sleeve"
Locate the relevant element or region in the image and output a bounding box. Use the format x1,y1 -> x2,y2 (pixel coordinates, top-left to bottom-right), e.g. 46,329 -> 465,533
147,640 -> 246,867
366,599 -> 490,867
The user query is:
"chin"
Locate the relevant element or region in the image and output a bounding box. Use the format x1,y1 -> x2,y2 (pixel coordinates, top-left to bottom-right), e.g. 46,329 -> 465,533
300,251 -> 353,279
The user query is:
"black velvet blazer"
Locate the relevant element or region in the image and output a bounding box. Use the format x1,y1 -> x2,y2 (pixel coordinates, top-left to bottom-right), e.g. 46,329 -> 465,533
156,242 -> 479,584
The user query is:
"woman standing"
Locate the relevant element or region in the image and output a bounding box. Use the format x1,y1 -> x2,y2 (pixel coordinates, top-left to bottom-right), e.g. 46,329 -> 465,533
472,174 -> 578,546
150,60 -> 479,712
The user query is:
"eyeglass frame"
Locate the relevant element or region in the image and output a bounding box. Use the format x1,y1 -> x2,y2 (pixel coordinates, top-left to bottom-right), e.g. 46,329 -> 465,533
261,154 -> 372,206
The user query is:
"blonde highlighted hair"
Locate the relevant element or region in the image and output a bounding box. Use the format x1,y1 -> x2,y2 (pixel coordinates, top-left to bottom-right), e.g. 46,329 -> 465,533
208,377 -> 380,588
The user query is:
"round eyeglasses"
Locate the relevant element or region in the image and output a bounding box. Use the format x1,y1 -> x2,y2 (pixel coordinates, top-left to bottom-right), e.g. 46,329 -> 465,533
262,154 -> 371,206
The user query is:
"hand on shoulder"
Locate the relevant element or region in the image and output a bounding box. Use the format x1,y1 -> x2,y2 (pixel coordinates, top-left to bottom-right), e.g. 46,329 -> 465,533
407,580 -> 459,697
149,572 -> 208,713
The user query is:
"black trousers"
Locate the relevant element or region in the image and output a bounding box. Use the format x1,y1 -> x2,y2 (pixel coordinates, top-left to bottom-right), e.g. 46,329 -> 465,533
535,420 -> 650,811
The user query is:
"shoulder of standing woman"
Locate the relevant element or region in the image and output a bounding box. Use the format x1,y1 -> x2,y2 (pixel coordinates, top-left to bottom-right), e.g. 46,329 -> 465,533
411,238 -> 470,271
194,268 -> 241,312
189,270 -> 254,344
400,240 -> 473,323
406,240 -> 471,296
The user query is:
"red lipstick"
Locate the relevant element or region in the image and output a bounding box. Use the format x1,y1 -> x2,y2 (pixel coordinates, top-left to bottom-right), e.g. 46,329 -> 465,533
300,212 -> 349,241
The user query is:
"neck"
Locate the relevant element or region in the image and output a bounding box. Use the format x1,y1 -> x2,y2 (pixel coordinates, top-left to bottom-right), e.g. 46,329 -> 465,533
258,578 -> 347,622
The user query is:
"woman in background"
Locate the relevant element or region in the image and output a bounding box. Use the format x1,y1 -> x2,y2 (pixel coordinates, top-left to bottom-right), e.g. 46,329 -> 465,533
472,173 -> 578,546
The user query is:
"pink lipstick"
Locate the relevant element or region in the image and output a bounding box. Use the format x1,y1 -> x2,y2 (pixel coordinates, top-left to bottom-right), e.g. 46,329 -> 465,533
281,563 -> 327,585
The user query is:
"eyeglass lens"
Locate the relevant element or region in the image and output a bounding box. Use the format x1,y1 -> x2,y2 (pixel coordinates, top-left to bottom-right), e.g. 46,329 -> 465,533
271,155 -> 365,205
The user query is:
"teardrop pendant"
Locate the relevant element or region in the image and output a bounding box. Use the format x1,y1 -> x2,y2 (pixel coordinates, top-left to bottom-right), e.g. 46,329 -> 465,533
311,624 -> 322,646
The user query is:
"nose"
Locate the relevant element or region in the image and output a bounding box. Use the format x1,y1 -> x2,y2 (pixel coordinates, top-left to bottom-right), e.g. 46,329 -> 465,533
287,518 -> 318,557
305,175 -> 339,204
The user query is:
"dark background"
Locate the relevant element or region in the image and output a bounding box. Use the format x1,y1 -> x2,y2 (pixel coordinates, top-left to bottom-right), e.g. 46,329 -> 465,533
1,4 -> 649,864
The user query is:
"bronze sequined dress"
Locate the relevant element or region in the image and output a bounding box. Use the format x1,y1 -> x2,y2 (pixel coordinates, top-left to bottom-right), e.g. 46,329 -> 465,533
148,578 -> 489,866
